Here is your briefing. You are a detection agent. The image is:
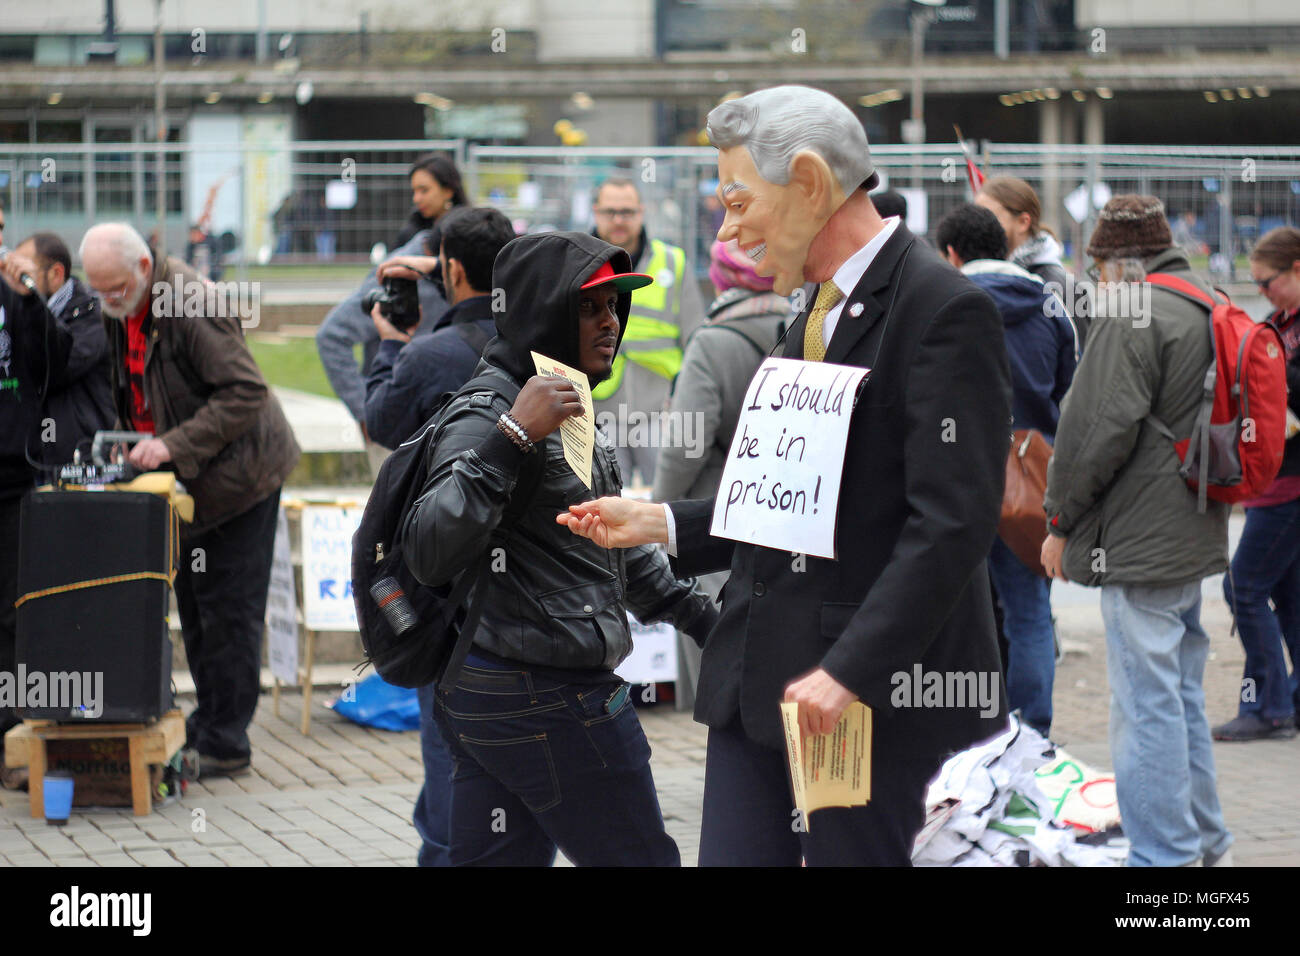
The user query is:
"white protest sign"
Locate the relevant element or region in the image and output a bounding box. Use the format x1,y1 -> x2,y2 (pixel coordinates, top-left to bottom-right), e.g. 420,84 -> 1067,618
301,504 -> 363,631
265,507 -> 299,684
710,357 -> 869,560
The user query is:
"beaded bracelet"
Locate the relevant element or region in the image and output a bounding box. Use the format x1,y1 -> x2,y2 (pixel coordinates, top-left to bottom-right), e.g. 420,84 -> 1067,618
497,413 -> 536,453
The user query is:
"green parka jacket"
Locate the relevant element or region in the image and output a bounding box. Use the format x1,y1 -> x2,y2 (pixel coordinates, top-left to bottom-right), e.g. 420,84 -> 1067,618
1044,247 -> 1229,586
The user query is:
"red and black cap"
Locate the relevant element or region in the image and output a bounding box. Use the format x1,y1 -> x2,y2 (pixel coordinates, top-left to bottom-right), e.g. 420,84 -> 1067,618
579,259 -> 654,292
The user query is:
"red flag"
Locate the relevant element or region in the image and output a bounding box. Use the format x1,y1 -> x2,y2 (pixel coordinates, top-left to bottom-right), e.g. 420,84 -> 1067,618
954,125 -> 985,196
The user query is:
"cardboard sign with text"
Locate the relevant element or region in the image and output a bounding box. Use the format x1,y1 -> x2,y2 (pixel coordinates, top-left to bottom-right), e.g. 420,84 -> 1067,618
710,358 -> 868,559
266,507 -> 299,684
301,504 -> 363,631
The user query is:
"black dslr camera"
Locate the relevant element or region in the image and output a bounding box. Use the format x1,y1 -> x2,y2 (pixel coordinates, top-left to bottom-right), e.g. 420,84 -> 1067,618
362,276 -> 421,331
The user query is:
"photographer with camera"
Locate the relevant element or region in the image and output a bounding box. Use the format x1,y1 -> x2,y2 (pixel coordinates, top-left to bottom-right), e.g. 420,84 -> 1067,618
315,229 -> 449,471
364,208 -> 515,450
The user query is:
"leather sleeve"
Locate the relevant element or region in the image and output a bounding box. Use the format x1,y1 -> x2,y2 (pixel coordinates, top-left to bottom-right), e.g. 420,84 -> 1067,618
400,395 -> 529,587
622,542 -> 719,646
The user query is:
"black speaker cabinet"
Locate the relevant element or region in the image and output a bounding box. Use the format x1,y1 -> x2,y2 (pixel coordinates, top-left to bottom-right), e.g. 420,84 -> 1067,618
15,490 -> 174,722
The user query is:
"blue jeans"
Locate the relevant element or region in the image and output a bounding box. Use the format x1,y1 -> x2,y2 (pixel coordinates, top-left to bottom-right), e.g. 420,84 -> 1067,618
413,684 -> 452,866
1223,499 -> 1300,721
1101,582 -> 1232,867
988,537 -> 1055,736
432,654 -> 680,867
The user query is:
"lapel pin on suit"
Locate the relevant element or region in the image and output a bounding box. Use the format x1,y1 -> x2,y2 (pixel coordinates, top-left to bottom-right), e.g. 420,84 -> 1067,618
848,302 -> 864,318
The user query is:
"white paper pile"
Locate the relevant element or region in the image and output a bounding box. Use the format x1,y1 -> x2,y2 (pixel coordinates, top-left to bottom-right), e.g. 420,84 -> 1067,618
912,715 -> 1128,867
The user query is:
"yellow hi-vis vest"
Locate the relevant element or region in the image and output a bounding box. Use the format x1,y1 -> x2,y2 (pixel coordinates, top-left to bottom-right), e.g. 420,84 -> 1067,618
591,239 -> 687,401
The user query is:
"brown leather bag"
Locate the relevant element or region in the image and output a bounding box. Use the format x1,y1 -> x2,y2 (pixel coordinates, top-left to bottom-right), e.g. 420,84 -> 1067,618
998,429 -> 1053,577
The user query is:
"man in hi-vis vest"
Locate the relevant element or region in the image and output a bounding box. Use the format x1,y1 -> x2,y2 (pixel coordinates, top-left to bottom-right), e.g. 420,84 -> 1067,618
590,178 -> 706,485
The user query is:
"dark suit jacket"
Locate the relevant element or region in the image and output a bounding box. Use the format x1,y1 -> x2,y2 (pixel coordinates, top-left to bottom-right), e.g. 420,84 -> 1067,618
670,224 -> 1013,770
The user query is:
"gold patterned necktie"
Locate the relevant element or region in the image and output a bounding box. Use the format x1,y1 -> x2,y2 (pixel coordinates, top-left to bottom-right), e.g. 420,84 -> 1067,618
802,280 -> 844,363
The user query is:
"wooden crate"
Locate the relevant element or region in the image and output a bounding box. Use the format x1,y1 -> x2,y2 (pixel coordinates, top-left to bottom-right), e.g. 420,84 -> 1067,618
3,709 -> 186,818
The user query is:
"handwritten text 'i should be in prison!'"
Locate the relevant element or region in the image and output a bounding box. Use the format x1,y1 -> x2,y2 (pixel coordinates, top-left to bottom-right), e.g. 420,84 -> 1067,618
711,358 -> 868,560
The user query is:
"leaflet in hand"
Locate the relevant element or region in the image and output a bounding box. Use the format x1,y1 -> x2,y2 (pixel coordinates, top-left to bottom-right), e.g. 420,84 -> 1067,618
531,351 -> 595,490
779,700 -> 872,830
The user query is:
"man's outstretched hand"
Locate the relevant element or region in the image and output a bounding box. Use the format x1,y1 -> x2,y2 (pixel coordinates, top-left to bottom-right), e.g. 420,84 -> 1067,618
556,497 -> 669,550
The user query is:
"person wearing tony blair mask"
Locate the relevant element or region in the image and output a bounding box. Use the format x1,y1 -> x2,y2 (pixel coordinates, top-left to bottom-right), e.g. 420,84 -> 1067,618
559,86 -> 1012,866
0,243 -> 71,791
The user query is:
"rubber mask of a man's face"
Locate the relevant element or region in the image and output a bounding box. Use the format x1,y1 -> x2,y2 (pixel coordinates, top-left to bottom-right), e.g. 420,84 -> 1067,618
715,145 -> 847,297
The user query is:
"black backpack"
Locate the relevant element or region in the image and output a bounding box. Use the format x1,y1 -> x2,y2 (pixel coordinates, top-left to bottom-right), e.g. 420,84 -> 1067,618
351,369 -> 542,689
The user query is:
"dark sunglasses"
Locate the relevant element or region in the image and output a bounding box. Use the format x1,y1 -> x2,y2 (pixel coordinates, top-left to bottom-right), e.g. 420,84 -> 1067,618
1256,270 -> 1286,292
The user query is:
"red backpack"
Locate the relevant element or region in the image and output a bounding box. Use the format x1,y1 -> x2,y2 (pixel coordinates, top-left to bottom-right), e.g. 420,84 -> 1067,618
1144,273 -> 1288,512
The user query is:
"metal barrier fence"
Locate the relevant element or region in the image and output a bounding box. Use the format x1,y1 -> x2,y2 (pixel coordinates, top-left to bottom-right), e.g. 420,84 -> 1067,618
2,139 -> 1298,281
0,139 -> 464,263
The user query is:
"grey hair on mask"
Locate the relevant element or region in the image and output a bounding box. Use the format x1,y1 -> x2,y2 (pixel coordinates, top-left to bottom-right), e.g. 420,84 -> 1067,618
707,86 -> 876,196
79,222 -> 152,270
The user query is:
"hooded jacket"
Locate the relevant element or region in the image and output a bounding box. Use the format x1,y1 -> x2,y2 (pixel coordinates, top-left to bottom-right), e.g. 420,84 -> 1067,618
1011,231 -> 1089,347
1044,247 -> 1229,585
961,259 -> 1076,440
402,231 -> 715,672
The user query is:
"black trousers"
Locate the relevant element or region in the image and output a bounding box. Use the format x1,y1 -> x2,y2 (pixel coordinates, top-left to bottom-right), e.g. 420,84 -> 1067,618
697,718 -> 938,867
175,490 -> 280,761
0,495 -> 23,736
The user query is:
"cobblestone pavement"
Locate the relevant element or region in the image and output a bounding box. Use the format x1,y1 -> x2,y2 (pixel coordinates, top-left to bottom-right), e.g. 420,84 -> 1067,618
2,578 -> 1296,867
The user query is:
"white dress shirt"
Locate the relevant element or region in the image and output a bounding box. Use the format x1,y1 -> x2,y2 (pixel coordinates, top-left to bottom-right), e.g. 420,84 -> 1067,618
817,215 -> 900,348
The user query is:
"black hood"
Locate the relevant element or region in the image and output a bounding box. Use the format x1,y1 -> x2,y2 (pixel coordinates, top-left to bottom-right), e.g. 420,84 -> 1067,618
483,231 -> 632,386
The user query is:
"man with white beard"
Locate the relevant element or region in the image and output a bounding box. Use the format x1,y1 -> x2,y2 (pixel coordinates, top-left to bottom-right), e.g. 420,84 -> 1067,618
80,223 -> 299,780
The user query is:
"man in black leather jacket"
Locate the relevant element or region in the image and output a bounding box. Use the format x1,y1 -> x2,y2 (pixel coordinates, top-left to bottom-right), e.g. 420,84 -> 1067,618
402,231 -> 716,866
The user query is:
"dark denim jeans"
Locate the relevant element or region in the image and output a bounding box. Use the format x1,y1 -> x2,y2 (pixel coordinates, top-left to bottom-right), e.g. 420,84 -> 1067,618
176,489 -> 281,761
432,653 -> 680,867
413,683 -> 452,866
1223,499 -> 1300,721
987,536 -> 1055,736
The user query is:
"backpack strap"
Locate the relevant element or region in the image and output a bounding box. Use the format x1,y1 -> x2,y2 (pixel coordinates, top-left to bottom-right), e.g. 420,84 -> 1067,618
1144,273 -> 1219,513
1146,272 -> 1225,310
433,368 -> 547,689
454,320 -> 493,358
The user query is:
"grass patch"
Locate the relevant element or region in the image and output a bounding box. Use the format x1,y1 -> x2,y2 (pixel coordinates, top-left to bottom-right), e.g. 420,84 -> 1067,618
247,334 -> 350,399
230,263 -> 374,283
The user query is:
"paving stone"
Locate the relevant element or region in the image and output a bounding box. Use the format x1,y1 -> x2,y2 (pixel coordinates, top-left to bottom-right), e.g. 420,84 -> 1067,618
2,586 -> 1293,871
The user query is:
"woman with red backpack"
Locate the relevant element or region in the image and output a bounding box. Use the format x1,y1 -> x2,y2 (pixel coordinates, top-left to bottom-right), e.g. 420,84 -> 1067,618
1215,227 -> 1300,741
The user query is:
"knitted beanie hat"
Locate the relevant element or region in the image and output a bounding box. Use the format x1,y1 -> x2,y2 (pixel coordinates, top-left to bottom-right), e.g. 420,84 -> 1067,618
1086,194 -> 1172,260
